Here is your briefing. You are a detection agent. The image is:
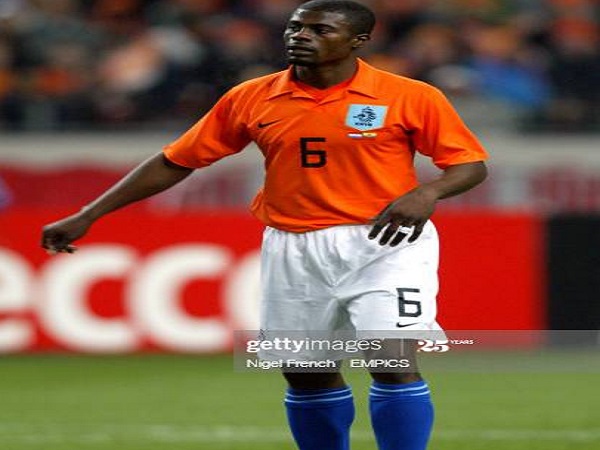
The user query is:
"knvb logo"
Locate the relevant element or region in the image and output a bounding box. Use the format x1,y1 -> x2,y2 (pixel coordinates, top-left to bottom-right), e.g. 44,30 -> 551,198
346,104 -> 387,131
353,107 -> 377,126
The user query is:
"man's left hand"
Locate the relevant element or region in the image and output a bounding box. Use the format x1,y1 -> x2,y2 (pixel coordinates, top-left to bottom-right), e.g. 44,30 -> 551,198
368,187 -> 438,246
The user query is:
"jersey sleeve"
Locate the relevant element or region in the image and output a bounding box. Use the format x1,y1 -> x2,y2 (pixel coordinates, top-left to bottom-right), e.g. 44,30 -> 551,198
163,89 -> 251,168
410,85 -> 488,169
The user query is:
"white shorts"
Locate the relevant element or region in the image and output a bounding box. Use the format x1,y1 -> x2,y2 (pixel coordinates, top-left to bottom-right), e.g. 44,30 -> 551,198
258,222 -> 444,360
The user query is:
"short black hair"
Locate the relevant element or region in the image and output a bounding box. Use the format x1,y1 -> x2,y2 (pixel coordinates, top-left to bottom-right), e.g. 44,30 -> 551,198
296,0 -> 376,35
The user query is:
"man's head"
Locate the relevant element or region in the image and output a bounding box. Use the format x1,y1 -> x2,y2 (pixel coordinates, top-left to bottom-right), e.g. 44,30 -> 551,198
297,0 -> 376,36
284,0 -> 375,67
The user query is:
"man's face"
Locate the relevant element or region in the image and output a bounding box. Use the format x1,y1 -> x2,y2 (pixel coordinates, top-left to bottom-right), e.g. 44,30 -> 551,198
284,9 -> 361,66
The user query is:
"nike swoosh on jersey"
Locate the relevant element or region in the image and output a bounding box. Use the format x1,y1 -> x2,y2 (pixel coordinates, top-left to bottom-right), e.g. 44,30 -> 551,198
396,322 -> 419,328
257,119 -> 282,128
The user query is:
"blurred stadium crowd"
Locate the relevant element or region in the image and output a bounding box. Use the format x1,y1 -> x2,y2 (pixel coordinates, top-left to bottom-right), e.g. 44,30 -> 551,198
0,0 -> 598,132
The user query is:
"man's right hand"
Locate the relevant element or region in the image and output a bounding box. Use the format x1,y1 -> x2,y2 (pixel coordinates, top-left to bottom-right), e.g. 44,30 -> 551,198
41,212 -> 94,254
39,153 -> 194,255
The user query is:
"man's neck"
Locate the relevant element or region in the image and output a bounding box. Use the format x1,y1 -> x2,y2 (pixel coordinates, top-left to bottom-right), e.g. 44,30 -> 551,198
293,58 -> 358,89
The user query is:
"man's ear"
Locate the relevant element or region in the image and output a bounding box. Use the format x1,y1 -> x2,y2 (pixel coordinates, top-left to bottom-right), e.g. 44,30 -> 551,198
352,33 -> 371,49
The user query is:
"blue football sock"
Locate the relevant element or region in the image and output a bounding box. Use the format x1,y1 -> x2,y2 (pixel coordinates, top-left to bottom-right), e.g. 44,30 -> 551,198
285,385 -> 354,450
369,380 -> 434,450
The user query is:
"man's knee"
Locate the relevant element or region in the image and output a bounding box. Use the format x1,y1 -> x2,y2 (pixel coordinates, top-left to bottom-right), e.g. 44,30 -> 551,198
370,371 -> 423,384
364,339 -> 422,384
283,371 -> 346,389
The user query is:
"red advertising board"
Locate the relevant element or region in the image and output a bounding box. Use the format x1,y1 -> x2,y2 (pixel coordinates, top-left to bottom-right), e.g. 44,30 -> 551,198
0,209 -> 544,353
435,212 -> 545,331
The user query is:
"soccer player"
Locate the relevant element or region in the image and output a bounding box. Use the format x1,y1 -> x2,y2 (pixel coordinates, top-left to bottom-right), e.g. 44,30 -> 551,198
41,1 -> 488,449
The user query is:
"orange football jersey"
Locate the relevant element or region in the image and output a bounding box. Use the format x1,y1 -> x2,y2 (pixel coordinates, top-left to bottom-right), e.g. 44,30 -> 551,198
164,59 -> 488,232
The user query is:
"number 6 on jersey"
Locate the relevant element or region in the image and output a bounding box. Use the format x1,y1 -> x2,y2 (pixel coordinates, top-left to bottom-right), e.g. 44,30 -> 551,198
300,137 -> 327,168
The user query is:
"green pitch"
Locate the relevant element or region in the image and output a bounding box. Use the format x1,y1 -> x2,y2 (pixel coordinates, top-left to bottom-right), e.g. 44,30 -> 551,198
0,352 -> 598,450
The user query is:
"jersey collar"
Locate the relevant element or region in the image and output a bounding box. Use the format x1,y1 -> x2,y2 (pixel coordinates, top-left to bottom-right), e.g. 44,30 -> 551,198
267,58 -> 380,100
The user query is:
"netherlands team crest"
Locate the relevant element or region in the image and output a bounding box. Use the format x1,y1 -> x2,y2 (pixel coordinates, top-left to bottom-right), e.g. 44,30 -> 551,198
346,104 -> 388,131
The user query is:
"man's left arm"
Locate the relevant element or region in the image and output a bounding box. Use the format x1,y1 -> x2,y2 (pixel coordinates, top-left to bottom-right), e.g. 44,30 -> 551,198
369,161 -> 487,246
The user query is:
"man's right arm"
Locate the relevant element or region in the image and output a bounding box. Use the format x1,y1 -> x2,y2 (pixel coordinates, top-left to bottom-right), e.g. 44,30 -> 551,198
41,152 -> 194,253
